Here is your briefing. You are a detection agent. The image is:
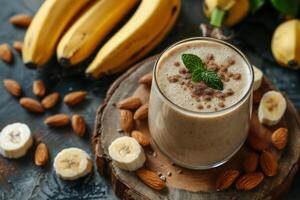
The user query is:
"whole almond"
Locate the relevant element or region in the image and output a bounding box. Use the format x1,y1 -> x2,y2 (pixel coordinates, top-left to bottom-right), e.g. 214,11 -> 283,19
134,103 -> 149,120
41,92 -> 60,109
44,114 -> 70,127
19,97 -> 44,113
9,14 -> 32,27
117,97 -> 142,110
33,80 -> 46,97
271,128 -> 288,150
243,151 -> 259,173
72,114 -> 86,137
136,168 -> 165,190
247,130 -> 268,151
3,79 -> 21,97
139,73 -> 152,86
34,143 -> 49,166
13,41 -> 23,53
120,109 -> 133,133
260,150 -> 277,176
64,91 -> 87,106
0,43 -> 12,63
131,130 -> 150,146
216,169 -> 240,191
236,172 -> 264,190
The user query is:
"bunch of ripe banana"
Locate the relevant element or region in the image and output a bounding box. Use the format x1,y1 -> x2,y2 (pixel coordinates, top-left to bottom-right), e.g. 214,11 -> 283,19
203,0 -> 249,27
22,0 -> 181,78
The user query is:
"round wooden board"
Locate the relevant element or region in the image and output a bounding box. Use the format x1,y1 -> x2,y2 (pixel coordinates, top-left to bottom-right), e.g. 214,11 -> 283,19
92,55 -> 300,200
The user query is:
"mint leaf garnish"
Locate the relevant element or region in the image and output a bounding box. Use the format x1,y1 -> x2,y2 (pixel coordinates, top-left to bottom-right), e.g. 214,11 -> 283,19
182,53 -> 223,90
182,54 -> 205,72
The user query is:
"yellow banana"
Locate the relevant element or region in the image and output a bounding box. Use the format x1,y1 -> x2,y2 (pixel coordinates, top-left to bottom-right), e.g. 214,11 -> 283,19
86,0 -> 181,79
23,0 -> 91,68
271,19 -> 300,69
203,0 -> 249,27
57,0 -> 139,66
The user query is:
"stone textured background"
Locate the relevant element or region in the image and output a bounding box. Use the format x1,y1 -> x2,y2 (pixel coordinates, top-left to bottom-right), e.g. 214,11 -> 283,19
0,0 -> 299,199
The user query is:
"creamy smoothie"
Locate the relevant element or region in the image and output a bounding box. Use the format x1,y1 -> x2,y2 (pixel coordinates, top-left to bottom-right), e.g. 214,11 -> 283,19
148,38 -> 253,169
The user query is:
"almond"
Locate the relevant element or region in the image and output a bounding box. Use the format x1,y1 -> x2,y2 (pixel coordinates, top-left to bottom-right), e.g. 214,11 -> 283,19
216,169 -> 240,191
134,103 -> 149,120
33,80 -> 46,97
131,130 -> 150,146
9,14 -> 32,28
72,114 -> 86,137
3,79 -> 21,97
236,172 -> 264,190
243,150 -> 259,173
44,114 -> 70,127
260,150 -> 277,176
271,128 -> 288,150
117,97 -> 142,110
19,97 -> 44,113
139,73 -> 152,86
13,41 -> 23,53
136,168 -> 165,190
64,91 -> 87,106
247,130 -> 268,151
0,43 -> 12,63
41,92 -> 60,109
34,143 -> 49,166
120,109 -> 133,133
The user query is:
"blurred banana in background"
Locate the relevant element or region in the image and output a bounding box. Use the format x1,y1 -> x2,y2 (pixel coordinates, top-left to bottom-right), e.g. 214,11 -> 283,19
85,0 -> 181,78
271,19 -> 300,69
22,0 -> 91,67
57,0 -> 139,66
203,0 -> 250,27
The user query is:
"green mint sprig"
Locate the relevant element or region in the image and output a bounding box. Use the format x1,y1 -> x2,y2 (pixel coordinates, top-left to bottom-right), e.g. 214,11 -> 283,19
182,53 -> 223,90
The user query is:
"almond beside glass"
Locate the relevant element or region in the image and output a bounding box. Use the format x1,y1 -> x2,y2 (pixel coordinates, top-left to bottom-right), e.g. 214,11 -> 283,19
44,114 -> 70,127
131,130 -> 150,146
243,150 -> 259,173
19,97 -> 44,113
64,91 -> 87,106
271,128 -> 288,150
41,92 -> 60,109
236,172 -> 264,191
117,97 -> 142,110
120,109 -> 133,133
3,79 -> 22,97
134,103 -> 149,120
0,43 -> 12,63
136,168 -> 165,190
33,80 -> 46,97
260,150 -> 277,177
139,73 -> 153,86
35,143 -> 49,166
72,114 -> 86,137
216,169 -> 240,191
9,14 -> 32,28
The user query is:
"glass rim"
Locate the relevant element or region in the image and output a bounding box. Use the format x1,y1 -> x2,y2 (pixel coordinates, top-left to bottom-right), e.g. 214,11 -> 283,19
153,37 -> 254,116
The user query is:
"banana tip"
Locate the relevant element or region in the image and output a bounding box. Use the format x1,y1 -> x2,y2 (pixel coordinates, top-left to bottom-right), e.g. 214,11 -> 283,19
59,58 -> 71,67
25,62 -> 37,69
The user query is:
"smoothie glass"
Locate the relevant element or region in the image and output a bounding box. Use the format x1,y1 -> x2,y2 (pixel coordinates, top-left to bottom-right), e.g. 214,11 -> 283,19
148,37 -> 254,169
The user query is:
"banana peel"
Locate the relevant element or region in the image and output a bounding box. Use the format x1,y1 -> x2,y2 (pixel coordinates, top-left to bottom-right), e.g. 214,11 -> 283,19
271,19 -> 300,69
203,0 -> 250,27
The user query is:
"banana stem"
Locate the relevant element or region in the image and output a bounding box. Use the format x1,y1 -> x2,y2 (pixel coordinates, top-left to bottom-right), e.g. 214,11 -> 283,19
210,7 -> 226,27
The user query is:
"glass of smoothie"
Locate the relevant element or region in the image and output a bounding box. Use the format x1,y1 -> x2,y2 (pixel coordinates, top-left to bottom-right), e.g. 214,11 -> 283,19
148,37 -> 253,169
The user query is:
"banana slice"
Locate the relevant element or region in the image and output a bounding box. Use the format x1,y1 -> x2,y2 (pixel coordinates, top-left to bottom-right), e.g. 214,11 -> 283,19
258,91 -> 287,126
109,136 -> 146,171
0,123 -> 33,159
253,65 -> 263,91
54,148 -> 93,180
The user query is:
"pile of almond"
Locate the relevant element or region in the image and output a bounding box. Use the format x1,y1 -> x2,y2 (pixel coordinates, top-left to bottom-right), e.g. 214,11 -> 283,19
3,79 -> 87,137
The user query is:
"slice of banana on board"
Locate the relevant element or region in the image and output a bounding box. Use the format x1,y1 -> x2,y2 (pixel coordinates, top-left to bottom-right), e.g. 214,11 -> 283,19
54,147 -> 93,180
109,136 -> 146,171
0,123 -> 33,159
258,91 -> 286,126
253,65 -> 263,91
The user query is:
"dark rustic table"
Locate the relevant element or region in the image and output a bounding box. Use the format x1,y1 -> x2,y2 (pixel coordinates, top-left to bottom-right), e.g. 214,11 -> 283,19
0,0 -> 299,199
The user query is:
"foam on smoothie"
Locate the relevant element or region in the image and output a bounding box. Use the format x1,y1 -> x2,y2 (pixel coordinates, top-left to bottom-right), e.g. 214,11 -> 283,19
156,40 -> 251,112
